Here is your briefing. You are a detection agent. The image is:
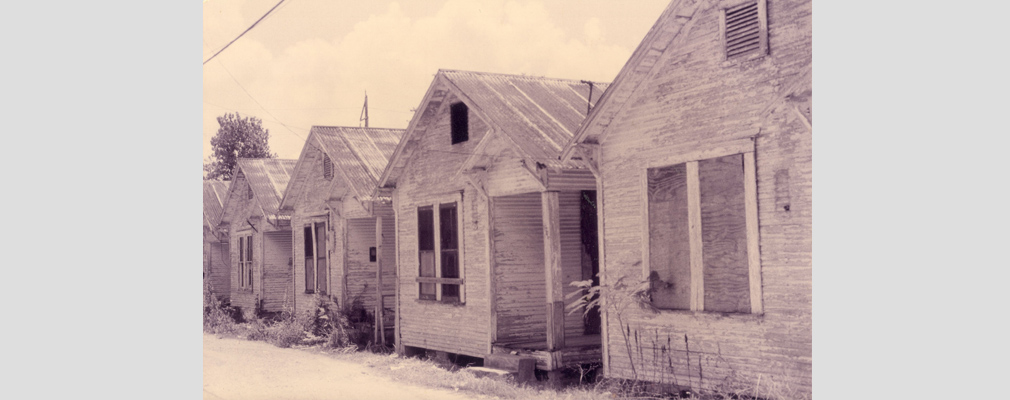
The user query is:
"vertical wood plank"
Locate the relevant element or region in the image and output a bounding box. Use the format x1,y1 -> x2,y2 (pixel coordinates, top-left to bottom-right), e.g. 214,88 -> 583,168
542,190 -> 565,350
640,169 -> 651,280
486,195 -> 497,351
757,0 -> 769,56
393,193 -> 403,353
376,215 -> 385,345
433,203 -> 442,301
596,167 -> 610,376
743,151 -> 763,314
686,161 -> 704,311
457,192 -> 466,304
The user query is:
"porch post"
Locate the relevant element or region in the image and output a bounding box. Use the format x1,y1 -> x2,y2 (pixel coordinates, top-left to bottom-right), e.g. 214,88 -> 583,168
542,190 -> 565,350
375,215 -> 385,345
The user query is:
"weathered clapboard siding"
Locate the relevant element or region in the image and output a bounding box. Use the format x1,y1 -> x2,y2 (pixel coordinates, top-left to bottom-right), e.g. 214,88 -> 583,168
206,241 -> 230,300
346,218 -> 378,310
262,231 -> 293,312
564,0 -> 811,396
493,192 -> 547,343
219,161 -> 296,319
283,127 -> 403,326
394,90 -> 492,358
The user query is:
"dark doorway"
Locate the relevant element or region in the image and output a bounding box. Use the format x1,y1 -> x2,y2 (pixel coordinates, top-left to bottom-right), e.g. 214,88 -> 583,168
580,190 -> 601,334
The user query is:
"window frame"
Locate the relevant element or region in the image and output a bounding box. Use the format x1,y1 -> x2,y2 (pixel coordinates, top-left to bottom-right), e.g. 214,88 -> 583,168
718,0 -> 768,62
640,138 -> 763,314
238,232 -> 254,291
303,220 -> 328,295
414,192 -> 466,304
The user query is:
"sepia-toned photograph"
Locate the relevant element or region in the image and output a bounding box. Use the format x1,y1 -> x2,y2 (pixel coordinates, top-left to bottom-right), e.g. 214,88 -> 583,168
203,0 -> 811,398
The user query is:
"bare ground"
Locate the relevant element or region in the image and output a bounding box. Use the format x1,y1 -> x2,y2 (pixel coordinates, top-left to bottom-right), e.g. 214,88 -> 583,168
203,333 -> 472,400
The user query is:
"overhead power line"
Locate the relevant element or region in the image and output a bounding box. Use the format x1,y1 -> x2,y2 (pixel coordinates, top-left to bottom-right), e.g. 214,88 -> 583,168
203,0 -> 288,65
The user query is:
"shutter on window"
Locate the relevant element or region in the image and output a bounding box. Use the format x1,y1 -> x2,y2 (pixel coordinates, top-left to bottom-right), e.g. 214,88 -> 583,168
725,2 -> 762,58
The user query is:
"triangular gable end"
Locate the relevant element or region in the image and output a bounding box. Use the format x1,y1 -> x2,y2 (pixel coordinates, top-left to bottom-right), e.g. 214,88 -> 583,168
379,72 -> 493,189
561,0 -> 714,161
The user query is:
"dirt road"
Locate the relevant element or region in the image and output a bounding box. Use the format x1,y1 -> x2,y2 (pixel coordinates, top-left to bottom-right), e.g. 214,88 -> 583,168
203,334 -> 471,400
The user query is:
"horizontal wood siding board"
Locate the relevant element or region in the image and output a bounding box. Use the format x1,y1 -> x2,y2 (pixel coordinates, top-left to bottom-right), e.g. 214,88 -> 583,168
493,192 -> 547,343
591,0 -> 811,395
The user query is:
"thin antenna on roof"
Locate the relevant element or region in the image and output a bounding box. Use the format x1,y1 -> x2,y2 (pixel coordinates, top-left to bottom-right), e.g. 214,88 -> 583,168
580,80 -> 595,115
359,91 -> 369,128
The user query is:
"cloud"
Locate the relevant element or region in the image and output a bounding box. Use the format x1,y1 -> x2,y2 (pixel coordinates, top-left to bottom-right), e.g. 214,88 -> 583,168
204,0 -> 637,161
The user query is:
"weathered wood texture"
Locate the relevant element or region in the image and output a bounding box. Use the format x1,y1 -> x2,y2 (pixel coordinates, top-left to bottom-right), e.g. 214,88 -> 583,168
205,241 -> 230,301
262,231 -> 293,312
223,174 -> 293,319
493,192 -> 546,343
346,218 -> 378,311
587,0 -> 812,396
395,92 -> 491,358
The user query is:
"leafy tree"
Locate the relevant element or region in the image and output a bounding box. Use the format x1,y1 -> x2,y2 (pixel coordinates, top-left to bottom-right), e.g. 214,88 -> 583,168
204,113 -> 276,180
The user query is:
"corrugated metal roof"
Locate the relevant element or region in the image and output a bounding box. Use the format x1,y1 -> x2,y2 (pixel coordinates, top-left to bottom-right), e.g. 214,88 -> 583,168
441,70 -> 609,167
236,158 -> 297,215
203,180 -> 229,228
312,126 -> 405,200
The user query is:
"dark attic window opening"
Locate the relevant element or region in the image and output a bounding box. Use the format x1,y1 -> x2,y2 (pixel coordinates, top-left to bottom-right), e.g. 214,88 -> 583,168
323,154 -> 333,180
450,102 -> 468,144
247,184 -> 254,200
723,0 -> 767,60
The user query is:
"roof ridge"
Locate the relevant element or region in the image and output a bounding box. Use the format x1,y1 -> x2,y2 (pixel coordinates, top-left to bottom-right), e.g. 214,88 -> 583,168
311,125 -> 405,132
439,68 -> 610,86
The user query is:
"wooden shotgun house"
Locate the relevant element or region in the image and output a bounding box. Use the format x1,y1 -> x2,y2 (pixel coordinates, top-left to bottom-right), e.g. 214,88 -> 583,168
560,0 -> 811,397
377,69 -> 609,381
204,180 -> 231,303
277,126 -> 404,344
217,158 -> 298,320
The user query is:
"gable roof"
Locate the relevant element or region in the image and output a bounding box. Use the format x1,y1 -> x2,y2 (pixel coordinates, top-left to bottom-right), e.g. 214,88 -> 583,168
235,158 -> 297,216
279,126 -> 404,213
379,69 -> 608,187
560,0 -> 710,161
203,180 -> 229,229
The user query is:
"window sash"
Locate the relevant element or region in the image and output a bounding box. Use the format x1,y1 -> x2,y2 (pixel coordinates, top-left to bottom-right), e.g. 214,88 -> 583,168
415,195 -> 465,303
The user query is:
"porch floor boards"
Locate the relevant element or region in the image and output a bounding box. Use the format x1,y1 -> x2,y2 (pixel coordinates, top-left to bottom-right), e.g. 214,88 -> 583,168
492,334 -> 601,371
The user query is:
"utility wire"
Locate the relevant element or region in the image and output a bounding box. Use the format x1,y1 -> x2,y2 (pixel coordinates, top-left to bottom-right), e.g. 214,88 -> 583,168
216,60 -> 307,143
203,0 -> 288,65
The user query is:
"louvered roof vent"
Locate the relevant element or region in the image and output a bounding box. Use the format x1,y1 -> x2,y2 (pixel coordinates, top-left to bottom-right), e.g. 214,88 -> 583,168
323,154 -> 333,180
723,0 -> 767,59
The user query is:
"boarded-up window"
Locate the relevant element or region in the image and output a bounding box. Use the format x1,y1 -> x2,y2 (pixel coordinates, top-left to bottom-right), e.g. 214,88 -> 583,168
304,222 -> 327,294
450,102 -> 468,144
721,0 -> 768,60
647,153 -> 758,313
416,198 -> 464,303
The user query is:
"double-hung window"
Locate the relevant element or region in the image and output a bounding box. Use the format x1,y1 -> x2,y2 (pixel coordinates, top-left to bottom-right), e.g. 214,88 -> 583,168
303,222 -> 327,294
644,139 -> 762,314
416,195 -> 464,303
238,234 -> 253,290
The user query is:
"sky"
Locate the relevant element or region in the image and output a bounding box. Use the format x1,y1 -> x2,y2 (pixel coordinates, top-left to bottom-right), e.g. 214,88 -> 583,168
203,0 -> 672,162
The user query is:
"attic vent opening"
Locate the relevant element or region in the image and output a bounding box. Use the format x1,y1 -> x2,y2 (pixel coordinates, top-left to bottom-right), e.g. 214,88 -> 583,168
450,102 -> 468,144
247,183 -> 254,200
722,0 -> 767,59
323,154 -> 333,180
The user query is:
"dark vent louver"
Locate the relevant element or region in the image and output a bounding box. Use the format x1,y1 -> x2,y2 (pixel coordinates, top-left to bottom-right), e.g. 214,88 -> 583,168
725,2 -> 761,58
323,154 -> 333,180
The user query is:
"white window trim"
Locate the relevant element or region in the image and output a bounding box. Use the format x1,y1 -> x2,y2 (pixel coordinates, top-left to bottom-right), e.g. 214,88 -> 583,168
639,137 -> 763,314
237,231 -> 254,291
414,191 -> 466,304
303,219 -> 329,294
